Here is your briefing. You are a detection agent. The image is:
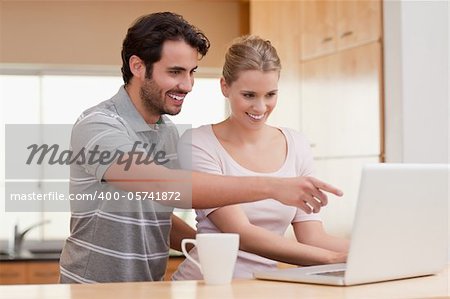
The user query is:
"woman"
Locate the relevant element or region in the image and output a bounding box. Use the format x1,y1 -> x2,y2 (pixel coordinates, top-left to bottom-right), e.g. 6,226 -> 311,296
173,35 -> 349,280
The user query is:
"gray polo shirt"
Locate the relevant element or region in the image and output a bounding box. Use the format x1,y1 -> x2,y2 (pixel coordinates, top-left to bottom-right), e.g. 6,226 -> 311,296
60,86 -> 180,283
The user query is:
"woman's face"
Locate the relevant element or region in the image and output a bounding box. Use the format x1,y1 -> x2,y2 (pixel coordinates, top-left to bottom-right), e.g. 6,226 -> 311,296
221,69 -> 279,129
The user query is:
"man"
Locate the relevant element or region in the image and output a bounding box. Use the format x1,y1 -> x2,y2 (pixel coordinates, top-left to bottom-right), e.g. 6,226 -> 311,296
59,12 -> 342,283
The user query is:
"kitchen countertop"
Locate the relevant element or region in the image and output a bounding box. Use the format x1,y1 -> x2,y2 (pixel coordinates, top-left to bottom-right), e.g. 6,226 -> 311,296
0,251 -> 61,262
0,266 -> 447,299
0,240 -> 63,262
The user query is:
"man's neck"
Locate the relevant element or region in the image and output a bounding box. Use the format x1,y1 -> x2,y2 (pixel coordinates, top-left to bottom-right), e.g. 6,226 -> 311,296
124,84 -> 161,124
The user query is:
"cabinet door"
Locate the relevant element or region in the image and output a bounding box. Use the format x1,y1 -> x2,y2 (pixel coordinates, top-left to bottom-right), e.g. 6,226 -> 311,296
250,0 -> 302,130
0,263 -> 27,284
250,0 -> 301,69
300,0 -> 336,60
26,262 -> 60,284
301,42 -> 382,157
336,0 -> 381,50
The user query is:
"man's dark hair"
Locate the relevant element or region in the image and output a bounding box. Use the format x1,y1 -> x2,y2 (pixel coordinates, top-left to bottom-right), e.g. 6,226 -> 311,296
121,12 -> 210,84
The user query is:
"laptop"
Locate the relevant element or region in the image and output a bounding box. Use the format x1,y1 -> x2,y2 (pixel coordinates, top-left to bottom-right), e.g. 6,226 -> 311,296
254,163 -> 449,286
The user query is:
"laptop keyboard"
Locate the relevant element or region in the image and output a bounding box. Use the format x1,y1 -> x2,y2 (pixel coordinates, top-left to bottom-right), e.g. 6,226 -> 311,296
312,270 -> 346,277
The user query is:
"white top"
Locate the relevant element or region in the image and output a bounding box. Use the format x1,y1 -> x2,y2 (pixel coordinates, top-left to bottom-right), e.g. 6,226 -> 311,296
173,125 -> 321,279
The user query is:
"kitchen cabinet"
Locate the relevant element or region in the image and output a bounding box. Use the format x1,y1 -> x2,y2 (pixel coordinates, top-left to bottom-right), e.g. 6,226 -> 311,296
0,262 -> 27,284
26,261 -> 60,284
250,0 -> 383,238
0,256 -> 183,284
301,0 -> 337,60
0,261 -> 60,284
336,0 -> 382,50
301,42 -> 382,158
301,0 -> 381,60
250,0 -> 302,130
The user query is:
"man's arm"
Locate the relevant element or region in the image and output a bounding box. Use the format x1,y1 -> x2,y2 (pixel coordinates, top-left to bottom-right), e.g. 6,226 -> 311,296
104,159 -> 343,212
192,171 -> 342,212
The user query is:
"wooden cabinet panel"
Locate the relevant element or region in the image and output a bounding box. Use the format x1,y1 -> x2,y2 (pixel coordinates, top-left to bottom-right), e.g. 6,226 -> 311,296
27,262 -> 60,284
0,263 -> 27,284
301,0 -> 337,60
336,0 -> 381,50
301,42 -> 382,157
250,0 -> 302,130
250,0 -> 383,244
300,0 -> 381,60
0,261 -> 60,284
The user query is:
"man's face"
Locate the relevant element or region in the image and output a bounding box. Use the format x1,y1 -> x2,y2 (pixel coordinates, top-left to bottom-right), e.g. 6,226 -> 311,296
140,40 -> 199,117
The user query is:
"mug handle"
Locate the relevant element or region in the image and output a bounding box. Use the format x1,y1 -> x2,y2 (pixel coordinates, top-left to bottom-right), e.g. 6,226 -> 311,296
181,238 -> 202,273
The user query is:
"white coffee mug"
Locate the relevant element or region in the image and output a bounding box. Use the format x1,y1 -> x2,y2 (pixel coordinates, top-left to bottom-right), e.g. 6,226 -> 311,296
181,233 -> 239,285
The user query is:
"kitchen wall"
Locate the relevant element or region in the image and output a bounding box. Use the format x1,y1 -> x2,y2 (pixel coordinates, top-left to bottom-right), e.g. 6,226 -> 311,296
0,0 -> 249,68
383,1 -> 449,258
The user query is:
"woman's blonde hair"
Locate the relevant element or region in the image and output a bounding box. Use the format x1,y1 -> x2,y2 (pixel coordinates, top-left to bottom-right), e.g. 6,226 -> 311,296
222,35 -> 281,85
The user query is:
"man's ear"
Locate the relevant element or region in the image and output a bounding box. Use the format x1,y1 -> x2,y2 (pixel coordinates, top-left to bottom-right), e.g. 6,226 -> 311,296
220,77 -> 229,98
129,55 -> 146,79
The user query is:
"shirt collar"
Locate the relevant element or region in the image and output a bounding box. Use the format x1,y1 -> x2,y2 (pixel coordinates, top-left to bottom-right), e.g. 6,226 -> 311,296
112,85 -> 166,132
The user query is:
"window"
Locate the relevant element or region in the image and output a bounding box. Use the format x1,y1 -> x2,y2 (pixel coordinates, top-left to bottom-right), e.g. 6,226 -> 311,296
0,68 -> 225,239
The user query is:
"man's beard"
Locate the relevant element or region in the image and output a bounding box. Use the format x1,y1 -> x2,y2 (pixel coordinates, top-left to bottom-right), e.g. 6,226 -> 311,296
140,78 -> 179,116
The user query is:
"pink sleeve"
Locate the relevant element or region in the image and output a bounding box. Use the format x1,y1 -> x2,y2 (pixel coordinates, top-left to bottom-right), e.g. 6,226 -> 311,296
292,129 -> 315,177
288,128 -> 322,223
177,127 -> 223,215
292,208 -> 322,223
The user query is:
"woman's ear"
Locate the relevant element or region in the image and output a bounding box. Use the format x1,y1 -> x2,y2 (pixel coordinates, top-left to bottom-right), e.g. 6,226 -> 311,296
220,77 -> 229,97
129,55 -> 146,79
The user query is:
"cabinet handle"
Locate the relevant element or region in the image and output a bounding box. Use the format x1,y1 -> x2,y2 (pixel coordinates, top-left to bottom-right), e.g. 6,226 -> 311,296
340,31 -> 353,38
0,272 -> 21,278
321,37 -> 333,43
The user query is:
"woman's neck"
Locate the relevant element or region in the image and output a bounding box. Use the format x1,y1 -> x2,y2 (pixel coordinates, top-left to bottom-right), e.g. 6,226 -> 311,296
215,117 -> 271,146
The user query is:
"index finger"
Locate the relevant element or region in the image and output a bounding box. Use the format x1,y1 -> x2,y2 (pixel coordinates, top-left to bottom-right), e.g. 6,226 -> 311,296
309,177 -> 343,197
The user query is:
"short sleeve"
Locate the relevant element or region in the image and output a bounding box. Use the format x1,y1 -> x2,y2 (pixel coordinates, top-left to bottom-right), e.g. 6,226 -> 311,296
177,126 -> 224,216
71,111 -> 139,182
286,128 -> 322,223
292,208 -> 322,223
287,128 -> 315,177
177,127 -> 223,175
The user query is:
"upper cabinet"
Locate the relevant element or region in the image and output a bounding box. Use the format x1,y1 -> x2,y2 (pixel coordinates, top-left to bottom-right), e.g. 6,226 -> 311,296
249,0 -> 383,237
336,0 -> 382,50
301,0 -> 382,61
301,1 -> 337,60
250,1 -> 303,130
301,42 -> 382,158
250,1 -> 301,67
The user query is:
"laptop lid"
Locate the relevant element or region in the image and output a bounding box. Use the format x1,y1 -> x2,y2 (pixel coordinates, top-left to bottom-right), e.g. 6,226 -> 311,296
344,163 -> 448,285
254,163 -> 448,286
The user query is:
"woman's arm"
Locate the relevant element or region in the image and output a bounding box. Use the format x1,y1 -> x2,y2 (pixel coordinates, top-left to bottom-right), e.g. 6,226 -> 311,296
208,205 -> 347,266
293,221 -> 350,253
